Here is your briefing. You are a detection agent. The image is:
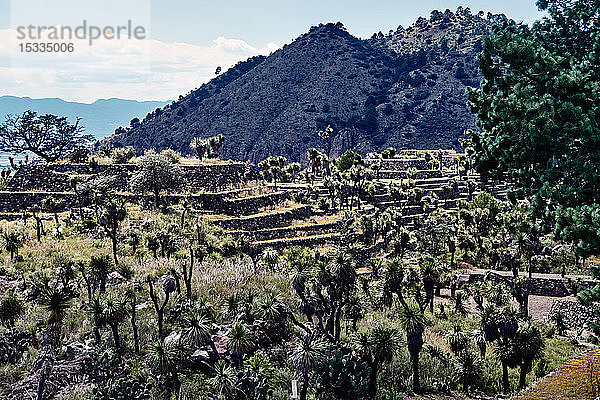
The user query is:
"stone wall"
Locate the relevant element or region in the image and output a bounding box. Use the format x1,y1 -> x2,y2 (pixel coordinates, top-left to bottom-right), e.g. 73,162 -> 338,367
210,205 -> 311,231
466,271 -> 598,297
548,299 -> 600,330
0,188 -> 289,217
216,191 -> 289,215
230,220 -> 340,241
377,170 -> 444,180
255,232 -> 340,249
0,192 -> 78,213
5,161 -> 260,193
365,156 -> 460,171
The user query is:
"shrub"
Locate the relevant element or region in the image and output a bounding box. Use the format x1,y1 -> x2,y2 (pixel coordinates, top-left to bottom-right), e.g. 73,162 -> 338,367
111,146 -> 136,164
160,149 -> 181,164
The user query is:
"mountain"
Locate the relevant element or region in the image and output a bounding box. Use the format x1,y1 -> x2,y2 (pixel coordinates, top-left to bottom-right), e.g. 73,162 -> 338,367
0,96 -> 170,140
104,8 -> 497,163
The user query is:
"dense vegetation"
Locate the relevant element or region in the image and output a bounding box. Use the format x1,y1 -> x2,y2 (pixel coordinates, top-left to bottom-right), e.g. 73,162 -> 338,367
469,0 -> 600,343
0,135 -> 590,400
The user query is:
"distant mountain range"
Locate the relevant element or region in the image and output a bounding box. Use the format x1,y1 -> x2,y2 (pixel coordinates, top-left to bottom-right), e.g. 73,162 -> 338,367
104,8 -> 499,163
0,96 -> 170,140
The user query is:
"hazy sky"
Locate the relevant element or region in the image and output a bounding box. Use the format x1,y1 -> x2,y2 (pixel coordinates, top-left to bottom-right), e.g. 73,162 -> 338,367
0,0 -> 544,102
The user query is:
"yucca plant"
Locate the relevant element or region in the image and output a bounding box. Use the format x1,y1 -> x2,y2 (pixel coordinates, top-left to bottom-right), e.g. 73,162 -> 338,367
2,230 -> 22,261
100,293 -> 129,358
455,350 -> 482,395
38,287 -> 72,332
446,322 -> 469,355
226,322 -> 254,366
209,360 -> 237,400
398,301 -> 426,394
354,325 -> 401,399
147,339 -> 182,399
290,329 -> 327,400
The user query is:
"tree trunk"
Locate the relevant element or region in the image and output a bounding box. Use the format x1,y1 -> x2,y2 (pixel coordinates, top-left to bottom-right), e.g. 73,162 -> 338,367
412,353 -> 420,394
519,362 -> 529,389
300,370 -> 309,400
172,370 -> 181,400
36,371 -> 47,400
93,325 -> 101,345
367,362 -> 378,399
131,298 -> 139,354
111,235 -> 119,266
35,219 -> 42,241
154,188 -> 160,209
111,323 -> 121,358
502,361 -> 509,393
157,311 -> 164,339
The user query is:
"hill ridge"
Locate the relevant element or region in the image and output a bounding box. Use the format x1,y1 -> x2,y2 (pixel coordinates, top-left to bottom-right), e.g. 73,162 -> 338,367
104,9 -> 499,162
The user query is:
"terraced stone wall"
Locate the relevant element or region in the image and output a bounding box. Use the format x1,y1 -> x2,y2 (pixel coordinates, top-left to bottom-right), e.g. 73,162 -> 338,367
5,161 -> 260,193
548,299 -> 600,330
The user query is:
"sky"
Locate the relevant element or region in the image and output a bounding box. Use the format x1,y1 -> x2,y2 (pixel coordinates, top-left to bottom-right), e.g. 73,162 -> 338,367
0,0 -> 544,103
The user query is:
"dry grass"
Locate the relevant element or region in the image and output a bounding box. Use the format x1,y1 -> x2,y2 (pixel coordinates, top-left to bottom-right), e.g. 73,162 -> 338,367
516,350 -> 600,400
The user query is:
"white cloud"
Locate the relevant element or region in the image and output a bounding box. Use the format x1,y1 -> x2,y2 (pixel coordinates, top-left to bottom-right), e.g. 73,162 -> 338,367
0,28 -> 278,102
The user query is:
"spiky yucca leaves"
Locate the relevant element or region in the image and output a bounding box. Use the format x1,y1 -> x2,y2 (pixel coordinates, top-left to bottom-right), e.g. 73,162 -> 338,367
209,360 -> 238,399
288,248 -> 359,342
514,323 -> 545,389
354,325 -> 401,399
180,309 -> 211,348
455,350 -> 482,395
420,255 -> 440,313
398,301 -> 426,394
472,329 -> 487,359
2,230 -> 22,260
498,306 -> 519,337
38,287 -> 72,330
495,336 -> 519,393
89,255 -> 113,293
147,339 -> 184,398
446,322 -> 469,355
449,292 -> 468,316
290,329 -> 327,400
480,305 -> 499,342
100,293 -> 129,358
226,322 -> 255,366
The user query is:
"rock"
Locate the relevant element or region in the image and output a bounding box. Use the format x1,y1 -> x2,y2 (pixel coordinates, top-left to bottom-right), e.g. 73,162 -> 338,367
212,333 -> 228,355
65,342 -> 92,360
106,271 -> 126,286
190,349 -> 211,363
165,331 -> 182,346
